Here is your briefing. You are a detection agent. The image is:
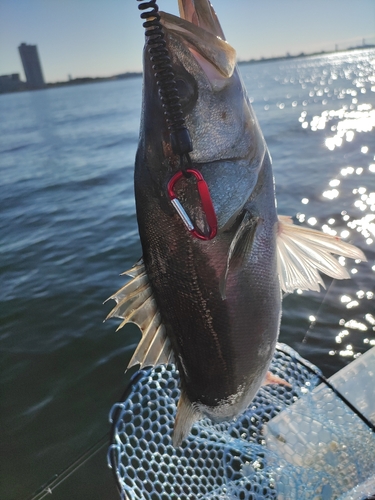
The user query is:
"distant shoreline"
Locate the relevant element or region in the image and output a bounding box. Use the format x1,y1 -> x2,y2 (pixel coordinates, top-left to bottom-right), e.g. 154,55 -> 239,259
237,44 -> 375,66
1,45 -> 374,95
46,71 -> 143,90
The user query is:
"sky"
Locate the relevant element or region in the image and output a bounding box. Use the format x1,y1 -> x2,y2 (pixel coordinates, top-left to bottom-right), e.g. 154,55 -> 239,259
1,0 -> 374,83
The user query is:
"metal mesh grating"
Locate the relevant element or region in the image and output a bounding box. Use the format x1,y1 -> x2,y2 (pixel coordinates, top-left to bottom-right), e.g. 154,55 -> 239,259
108,344 -> 375,500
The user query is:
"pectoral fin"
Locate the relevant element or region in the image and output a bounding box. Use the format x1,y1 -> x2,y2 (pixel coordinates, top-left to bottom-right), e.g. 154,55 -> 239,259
106,259 -> 173,370
263,371 -> 292,388
220,212 -> 259,299
277,216 -> 367,293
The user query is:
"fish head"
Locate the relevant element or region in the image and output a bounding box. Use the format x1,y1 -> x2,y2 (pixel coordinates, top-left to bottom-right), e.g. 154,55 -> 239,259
138,0 -> 269,229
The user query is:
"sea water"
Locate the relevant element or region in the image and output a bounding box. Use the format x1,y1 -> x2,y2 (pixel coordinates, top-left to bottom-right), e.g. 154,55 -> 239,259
0,48 -> 374,499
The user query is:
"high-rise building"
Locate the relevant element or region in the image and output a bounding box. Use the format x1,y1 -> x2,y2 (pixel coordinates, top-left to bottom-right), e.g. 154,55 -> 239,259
18,43 -> 45,89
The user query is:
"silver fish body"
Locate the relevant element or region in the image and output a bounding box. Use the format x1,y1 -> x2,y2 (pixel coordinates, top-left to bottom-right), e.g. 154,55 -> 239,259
135,3 -> 279,426
108,0 -> 366,445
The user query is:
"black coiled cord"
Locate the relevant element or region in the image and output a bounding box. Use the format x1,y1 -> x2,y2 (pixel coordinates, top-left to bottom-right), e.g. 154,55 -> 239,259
137,0 -> 193,156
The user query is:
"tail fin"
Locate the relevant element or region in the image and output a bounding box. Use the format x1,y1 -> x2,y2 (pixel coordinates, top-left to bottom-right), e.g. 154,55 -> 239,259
173,390 -> 200,447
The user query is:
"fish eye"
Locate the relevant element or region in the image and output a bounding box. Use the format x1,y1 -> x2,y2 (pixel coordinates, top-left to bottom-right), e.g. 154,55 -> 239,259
175,79 -> 190,100
175,77 -> 197,113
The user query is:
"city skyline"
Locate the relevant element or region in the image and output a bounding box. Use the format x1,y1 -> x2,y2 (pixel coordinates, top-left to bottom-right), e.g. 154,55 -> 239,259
1,0 -> 374,83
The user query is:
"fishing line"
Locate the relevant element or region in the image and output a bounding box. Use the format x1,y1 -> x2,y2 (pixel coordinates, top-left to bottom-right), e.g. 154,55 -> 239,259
285,276 -> 375,433
24,432 -> 109,500
25,369 -> 146,500
301,277 -> 336,344
25,364 -> 150,500
276,344 -> 375,433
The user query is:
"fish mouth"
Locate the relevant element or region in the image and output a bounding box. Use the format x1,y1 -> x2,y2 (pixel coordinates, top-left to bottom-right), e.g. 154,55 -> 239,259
160,0 -> 236,81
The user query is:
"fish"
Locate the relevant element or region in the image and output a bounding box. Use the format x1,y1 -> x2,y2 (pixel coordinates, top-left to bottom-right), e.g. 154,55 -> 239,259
106,0 -> 366,446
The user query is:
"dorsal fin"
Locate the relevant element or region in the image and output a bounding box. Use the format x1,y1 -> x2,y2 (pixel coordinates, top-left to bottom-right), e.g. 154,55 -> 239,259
106,259 -> 173,370
277,216 -> 367,293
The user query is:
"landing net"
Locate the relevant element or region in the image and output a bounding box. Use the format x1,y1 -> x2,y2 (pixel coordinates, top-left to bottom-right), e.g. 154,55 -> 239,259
108,344 -> 375,500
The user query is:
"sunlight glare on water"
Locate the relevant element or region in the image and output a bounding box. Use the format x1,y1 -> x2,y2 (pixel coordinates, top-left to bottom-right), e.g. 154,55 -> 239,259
299,103 -> 375,151
242,48 -> 375,367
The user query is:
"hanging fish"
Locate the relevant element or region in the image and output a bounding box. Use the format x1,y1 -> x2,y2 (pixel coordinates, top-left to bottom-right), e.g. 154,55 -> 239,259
107,0 -> 366,446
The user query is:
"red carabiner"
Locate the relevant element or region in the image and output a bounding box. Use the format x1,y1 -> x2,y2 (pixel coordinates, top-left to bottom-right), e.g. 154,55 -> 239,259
167,169 -> 217,240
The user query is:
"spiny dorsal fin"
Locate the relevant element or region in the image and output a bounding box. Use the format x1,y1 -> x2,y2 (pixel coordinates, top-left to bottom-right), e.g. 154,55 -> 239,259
220,212 -> 259,299
277,215 -> 367,293
173,390 -> 200,447
106,259 -> 173,370
120,258 -> 145,277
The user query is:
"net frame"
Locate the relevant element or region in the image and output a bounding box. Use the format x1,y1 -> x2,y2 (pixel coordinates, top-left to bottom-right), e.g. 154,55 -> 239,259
108,344 -> 375,500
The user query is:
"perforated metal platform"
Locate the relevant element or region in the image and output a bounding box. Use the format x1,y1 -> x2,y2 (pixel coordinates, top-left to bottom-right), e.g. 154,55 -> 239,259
108,344 -> 375,500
